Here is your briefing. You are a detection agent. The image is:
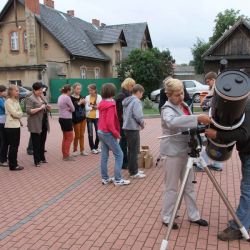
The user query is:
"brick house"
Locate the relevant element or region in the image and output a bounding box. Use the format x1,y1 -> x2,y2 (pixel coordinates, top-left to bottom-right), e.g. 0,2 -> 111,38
0,0 -> 153,86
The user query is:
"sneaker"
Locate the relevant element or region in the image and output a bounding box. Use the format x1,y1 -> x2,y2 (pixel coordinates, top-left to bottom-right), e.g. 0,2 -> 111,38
72,151 -> 80,157
138,170 -> 144,174
97,148 -> 102,153
0,162 -> 8,167
80,151 -> 88,156
91,149 -> 98,154
207,164 -> 222,172
63,156 -> 76,161
217,226 -> 242,241
10,165 -> 24,171
102,178 -> 114,185
130,172 -> 146,179
114,179 -> 130,186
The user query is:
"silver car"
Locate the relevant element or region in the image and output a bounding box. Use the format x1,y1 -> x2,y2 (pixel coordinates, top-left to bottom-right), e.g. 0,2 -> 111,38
150,80 -> 209,103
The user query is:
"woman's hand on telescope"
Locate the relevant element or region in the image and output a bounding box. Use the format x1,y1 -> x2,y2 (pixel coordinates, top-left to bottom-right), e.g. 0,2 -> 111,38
197,114 -> 211,125
205,128 -> 217,139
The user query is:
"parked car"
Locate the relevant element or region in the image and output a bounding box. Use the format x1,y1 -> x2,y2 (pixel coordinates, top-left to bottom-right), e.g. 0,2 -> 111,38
150,80 -> 209,103
18,86 -> 31,104
22,86 -> 33,91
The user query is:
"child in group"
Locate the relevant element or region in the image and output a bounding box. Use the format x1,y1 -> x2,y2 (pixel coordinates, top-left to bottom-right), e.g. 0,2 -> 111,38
85,84 -> 102,154
98,83 -> 130,186
122,84 -> 146,179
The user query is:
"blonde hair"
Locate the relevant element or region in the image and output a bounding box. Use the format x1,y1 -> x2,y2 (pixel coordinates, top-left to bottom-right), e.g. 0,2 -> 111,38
165,79 -> 183,97
163,76 -> 173,87
72,82 -> 82,90
121,78 -> 136,90
7,84 -> 19,99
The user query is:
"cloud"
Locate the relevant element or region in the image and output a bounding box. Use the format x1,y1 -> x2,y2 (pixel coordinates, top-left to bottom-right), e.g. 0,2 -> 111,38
0,0 -> 250,63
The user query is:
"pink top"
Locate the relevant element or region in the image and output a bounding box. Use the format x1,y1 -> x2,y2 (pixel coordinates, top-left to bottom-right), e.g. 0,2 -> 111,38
181,103 -> 190,116
98,99 -> 120,139
57,94 -> 75,119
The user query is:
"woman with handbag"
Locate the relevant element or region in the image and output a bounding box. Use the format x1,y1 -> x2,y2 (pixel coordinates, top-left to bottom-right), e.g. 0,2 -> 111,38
26,82 -> 51,167
71,83 -> 88,156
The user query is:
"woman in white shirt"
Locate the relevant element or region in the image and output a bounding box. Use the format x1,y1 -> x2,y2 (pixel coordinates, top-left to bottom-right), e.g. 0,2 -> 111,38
5,85 -> 23,171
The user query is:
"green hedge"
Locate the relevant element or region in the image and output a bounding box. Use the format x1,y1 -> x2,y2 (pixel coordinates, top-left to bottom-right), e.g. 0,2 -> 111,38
50,78 -> 121,103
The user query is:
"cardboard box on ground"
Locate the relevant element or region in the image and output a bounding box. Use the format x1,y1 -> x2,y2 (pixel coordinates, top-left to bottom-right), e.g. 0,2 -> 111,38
138,146 -> 153,169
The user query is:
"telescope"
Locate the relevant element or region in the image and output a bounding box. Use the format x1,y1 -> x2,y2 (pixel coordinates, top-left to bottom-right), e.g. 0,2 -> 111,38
206,70 -> 250,161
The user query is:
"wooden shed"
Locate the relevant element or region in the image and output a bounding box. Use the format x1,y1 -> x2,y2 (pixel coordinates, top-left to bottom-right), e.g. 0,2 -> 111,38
202,19 -> 250,74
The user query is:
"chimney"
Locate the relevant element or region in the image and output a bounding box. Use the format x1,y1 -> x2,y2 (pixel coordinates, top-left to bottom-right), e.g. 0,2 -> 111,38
67,10 -> 75,17
92,19 -> 100,27
44,0 -> 55,9
25,0 -> 40,15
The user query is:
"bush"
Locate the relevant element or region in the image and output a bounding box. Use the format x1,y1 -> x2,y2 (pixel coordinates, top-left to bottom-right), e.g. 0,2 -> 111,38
117,48 -> 175,97
143,97 -> 154,109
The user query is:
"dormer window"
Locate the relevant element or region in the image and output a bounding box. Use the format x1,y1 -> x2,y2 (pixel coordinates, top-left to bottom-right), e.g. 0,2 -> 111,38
23,31 -> 27,51
10,31 -> 19,51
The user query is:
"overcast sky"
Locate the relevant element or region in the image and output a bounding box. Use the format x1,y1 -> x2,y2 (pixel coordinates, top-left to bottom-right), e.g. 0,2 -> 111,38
1,0 -> 250,63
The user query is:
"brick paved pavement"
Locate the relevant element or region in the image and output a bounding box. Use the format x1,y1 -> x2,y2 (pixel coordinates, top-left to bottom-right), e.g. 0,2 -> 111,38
0,117 -> 249,250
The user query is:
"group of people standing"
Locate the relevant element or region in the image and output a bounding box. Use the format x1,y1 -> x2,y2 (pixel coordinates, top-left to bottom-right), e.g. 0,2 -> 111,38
0,82 -> 51,170
57,79 -> 146,186
57,83 -> 101,161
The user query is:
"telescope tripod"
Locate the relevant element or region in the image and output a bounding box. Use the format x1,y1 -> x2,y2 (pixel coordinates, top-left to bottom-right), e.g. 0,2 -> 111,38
160,155 -> 250,250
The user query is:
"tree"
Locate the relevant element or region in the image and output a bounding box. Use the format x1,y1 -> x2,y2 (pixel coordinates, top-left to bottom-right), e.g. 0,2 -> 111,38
191,38 -> 210,74
191,9 -> 249,74
117,48 -> 175,97
209,9 -> 249,44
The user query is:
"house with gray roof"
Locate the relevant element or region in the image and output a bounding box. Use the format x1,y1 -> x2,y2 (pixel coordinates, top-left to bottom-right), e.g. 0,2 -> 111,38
106,23 -> 153,59
202,18 -> 250,74
0,0 -> 152,88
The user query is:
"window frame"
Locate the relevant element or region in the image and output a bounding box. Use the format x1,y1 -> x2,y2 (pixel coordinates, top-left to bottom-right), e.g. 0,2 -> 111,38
23,31 -> 28,51
10,31 -> 19,52
80,66 -> 87,79
94,67 -> 100,79
115,50 -> 121,64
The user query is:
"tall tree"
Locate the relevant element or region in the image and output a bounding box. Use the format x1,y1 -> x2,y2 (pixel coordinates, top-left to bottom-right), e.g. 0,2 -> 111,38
191,38 -> 210,74
191,9 -> 249,74
117,48 -> 175,97
209,9 -> 249,44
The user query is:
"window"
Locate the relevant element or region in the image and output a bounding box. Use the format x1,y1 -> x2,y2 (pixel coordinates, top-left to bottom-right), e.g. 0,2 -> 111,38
183,81 -> 196,88
9,80 -> 21,86
80,66 -> 87,79
94,67 -> 100,79
23,31 -> 27,51
10,32 -> 19,51
115,50 -> 121,64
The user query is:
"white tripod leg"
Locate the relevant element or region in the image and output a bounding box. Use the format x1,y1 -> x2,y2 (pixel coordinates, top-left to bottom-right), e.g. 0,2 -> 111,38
199,157 -> 250,241
160,157 -> 194,250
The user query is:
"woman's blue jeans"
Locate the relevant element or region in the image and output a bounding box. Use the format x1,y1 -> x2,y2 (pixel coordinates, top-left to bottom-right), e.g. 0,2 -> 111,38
98,131 -> 123,181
